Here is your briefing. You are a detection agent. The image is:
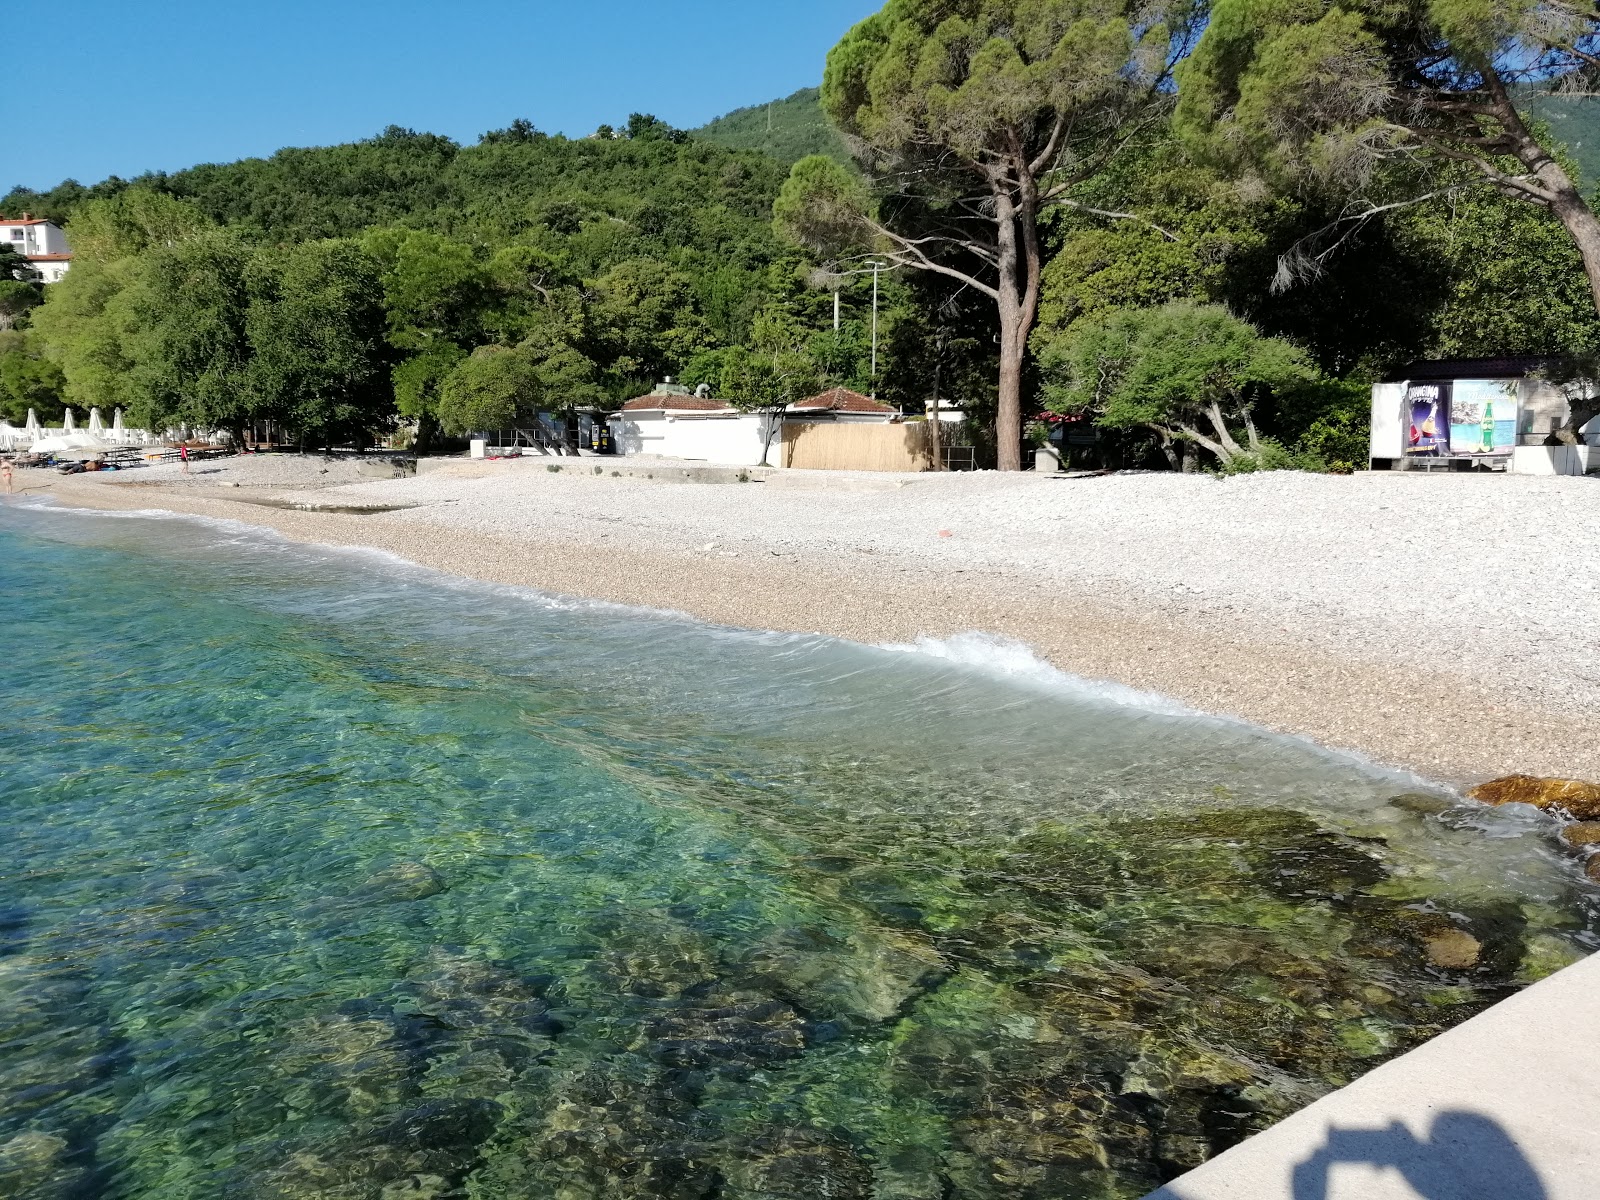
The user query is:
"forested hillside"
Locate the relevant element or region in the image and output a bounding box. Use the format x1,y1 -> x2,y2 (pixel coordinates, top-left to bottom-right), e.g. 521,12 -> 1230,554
0,115 -> 898,449
690,88 -> 852,166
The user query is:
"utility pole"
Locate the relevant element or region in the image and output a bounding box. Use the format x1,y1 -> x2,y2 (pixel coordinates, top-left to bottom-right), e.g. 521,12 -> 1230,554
870,261 -> 883,395
833,289 -> 840,333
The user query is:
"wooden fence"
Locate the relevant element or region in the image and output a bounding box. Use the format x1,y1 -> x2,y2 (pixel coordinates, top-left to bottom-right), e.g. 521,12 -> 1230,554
781,421 -> 937,472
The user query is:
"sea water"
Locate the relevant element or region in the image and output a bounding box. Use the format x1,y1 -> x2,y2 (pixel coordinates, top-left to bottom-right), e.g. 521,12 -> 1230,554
1,503 -> 1595,1200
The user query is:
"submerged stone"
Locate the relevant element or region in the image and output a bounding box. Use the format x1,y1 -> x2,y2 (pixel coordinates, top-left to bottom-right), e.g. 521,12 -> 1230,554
1387,793 -> 1455,817
742,924 -> 947,1024
1468,775 -> 1600,819
0,1130 -> 80,1200
354,862 -> 447,903
1423,930 -> 1483,971
722,1128 -> 874,1200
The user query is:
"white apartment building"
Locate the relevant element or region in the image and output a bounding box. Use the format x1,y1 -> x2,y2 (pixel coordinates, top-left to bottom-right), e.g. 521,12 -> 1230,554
0,214 -> 72,282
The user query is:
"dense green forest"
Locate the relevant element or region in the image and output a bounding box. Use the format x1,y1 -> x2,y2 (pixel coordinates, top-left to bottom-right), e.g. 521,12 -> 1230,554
5,20 -> 1600,470
691,88 -> 853,167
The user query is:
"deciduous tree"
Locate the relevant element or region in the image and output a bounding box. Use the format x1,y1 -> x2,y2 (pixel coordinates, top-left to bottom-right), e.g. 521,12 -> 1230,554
1040,302 -> 1319,469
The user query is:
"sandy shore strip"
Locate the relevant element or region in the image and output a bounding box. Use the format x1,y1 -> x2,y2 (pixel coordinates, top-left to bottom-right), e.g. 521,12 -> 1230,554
17,455 -> 1600,785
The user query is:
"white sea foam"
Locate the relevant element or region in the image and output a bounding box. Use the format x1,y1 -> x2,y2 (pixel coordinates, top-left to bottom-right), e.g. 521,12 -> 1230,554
878,631 -> 1198,716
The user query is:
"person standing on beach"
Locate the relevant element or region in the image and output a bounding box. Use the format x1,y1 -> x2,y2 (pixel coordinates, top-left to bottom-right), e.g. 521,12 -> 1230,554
2,459 -> 11,494
179,444 -> 190,474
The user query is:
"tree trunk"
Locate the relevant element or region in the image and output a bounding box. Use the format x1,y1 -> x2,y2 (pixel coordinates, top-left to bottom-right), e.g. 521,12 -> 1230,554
1205,402 -> 1245,458
1179,421 -> 1233,464
994,161 -> 1046,473
996,309 -> 1025,472
415,412 -> 438,457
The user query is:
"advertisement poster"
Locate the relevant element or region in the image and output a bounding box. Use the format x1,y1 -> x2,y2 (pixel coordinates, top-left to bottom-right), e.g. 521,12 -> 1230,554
1449,379 -> 1517,456
1404,381 -> 1449,456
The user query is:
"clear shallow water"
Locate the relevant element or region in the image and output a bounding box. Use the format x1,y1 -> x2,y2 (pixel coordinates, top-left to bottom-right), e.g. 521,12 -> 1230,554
1,503 -> 1595,1200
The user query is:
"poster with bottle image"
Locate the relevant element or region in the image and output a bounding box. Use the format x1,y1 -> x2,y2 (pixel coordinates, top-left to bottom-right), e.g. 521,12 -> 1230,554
1449,379 -> 1517,456
1404,381 -> 1449,455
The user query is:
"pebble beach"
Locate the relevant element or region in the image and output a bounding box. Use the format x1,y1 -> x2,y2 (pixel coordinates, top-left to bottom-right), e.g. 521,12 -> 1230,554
28,453 -> 1600,785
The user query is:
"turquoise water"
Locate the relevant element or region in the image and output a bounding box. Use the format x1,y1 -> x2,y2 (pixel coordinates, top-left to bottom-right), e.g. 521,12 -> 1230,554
1,502 -> 1595,1200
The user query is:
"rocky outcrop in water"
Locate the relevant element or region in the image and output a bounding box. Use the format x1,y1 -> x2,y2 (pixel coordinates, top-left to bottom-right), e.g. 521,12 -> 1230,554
1558,821 -> 1600,847
1468,775 -> 1600,819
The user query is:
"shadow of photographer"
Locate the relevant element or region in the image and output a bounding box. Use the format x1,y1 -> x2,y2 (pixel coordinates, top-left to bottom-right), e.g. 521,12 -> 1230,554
1291,1110 -> 1547,1200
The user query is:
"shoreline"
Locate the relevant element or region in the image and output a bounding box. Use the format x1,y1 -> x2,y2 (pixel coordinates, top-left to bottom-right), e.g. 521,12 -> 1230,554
19,464 -> 1600,786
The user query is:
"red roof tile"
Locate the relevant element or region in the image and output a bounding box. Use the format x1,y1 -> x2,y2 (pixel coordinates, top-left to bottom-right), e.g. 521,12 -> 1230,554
25,253 -> 71,261
790,387 -> 896,414
620,393 -> 731,412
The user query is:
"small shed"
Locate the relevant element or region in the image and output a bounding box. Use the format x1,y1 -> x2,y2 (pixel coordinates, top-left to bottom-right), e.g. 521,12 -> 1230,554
1371,357 -> 1598,475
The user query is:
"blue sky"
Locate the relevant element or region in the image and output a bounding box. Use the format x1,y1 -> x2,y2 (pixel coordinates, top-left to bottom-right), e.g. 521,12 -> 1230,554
8,1 -> 879,192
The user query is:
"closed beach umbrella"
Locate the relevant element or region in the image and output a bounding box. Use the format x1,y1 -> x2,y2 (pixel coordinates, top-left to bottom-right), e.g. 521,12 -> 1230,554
89,407 -> 105,437
24,409 -> 40,439
63,408 -> 76,433
111,408 -> 125,440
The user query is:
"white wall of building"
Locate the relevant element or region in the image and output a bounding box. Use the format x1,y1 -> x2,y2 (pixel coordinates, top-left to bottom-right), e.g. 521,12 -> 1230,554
609,411 -> 784,467
1369,382 -> 1405,460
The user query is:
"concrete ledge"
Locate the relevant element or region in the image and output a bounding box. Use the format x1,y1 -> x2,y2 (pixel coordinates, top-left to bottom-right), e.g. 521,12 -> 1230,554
1145,951 -> 1600,1200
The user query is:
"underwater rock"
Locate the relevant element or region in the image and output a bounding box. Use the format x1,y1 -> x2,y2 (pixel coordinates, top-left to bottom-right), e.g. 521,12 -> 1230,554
1587,858 -> 1600,885
273,1010 -> 428,1119
642,991 -> 806,1073
0,1130 -> 81,1200
1467,775 -> 1600,819
0,958 -> 118,1125
1387,793 -> 1455,817
399,947 -> 560,1099
585,921 -> 724,1001
1517,934 -> 1588,983
1558,822 -> 1600,848
353,862 -> 447,903
721,1128 -> 873,1200
485,1066 -> 721,1199
1423,930 -> 1483,971
742,924 -> 947,1024
252,1098 -> 501,1200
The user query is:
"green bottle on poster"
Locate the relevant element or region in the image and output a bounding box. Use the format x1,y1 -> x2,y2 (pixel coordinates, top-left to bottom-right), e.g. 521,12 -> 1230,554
1481,399 -> 1495,451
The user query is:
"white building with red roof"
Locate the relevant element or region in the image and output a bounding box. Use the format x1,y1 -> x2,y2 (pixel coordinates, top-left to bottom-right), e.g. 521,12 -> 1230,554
0,214 -> 72,282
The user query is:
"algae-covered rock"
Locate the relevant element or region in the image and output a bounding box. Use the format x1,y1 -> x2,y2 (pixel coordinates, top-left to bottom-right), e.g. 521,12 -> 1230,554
1558,822 -> 1600,848
1423,930 -> 1482,971
1587,857 -> 1600,885
471,1065 -> 720,1199
641,991 -> 806,1073
1467,775 -> 1600,819
1517,934 -> 1588,984
741,924 -> 947,1024
722,1128 -> 874,1199
252,1098 -> 502,1200
1388,793 -> 1456,817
